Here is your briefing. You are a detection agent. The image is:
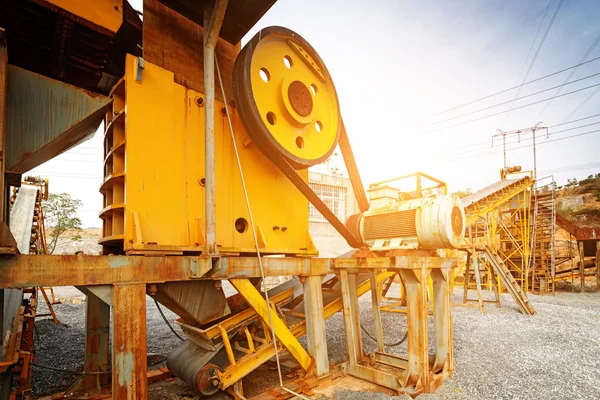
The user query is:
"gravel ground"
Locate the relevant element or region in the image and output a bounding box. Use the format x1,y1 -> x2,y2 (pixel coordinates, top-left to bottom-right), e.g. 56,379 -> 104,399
30,285 -> 600,399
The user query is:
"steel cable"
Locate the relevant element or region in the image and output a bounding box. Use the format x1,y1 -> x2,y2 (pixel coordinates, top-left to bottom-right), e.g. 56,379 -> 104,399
360,323 -> 408,347
154,299 -> 184,341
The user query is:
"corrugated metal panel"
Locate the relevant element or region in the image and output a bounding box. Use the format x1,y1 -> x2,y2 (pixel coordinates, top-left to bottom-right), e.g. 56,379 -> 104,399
363,209 -> 417,240
5,65 -> 111,172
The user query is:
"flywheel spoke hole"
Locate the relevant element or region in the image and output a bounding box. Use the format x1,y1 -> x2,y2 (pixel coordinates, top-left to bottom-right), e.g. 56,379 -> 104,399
259,68 -> 271,82
315,121 -> 323,133
283,55 -> 293,69
266,112 -> 277,125
310,83 -> 318,96
296,136 -> 305,149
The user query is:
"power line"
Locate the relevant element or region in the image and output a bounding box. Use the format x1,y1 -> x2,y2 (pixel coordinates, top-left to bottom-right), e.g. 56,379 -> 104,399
405,33 -> 600,126
416,82 -> 600,136
437,121 -> 600,158
548,112 -> 600,128
501,0 -> 563,126
534,32 -> 600,122
510,0 -> 553,93
540,161 -> 600,175
436,128 -> 600,164
561,85 -> 600,123
418,71 -> 600,129
440,112 -> 600,154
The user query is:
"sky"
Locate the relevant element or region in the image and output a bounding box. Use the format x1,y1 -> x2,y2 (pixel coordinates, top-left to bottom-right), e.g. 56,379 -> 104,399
29,0 -> 600,227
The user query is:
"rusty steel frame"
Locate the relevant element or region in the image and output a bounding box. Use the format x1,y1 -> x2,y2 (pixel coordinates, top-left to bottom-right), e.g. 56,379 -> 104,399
0,254 -> 420,398
333,256 -> 455,397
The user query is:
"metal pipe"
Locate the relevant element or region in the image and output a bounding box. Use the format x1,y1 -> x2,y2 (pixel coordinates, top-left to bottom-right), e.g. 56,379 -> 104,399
203,0 -> 228,254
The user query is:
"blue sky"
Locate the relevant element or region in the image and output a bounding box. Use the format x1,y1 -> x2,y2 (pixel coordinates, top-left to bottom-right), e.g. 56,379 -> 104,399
30,0 -> 600,226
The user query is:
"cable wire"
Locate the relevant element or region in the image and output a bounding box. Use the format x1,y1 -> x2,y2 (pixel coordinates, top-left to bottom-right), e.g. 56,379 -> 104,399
501,0 -> 561,127
437,121 -> 600,158
360,323 -> 408,347
437,128 -> 600,163
416,82 -> 600,136
154,299 -> 184,341
31,363 -> 110,375
418,71 -> 600,129
534,32 -> 600,122
436,112 -> 600,154
216,56 -> 310,400
561,85 -> 600,123
405,39 -> 600,126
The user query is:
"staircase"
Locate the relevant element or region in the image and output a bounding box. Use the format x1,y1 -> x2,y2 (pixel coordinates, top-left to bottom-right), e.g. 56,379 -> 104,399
530,191 -> 556,293
484,245 -> 536,315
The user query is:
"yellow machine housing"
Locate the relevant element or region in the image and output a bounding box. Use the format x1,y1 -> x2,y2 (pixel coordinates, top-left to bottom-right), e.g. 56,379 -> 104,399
100,55 -> 315,256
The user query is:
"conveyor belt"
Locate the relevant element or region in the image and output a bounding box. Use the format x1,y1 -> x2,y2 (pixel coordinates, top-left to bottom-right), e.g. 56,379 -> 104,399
1,186 -> 39,396
9,185 -> 39,254
462,178 -> 524,209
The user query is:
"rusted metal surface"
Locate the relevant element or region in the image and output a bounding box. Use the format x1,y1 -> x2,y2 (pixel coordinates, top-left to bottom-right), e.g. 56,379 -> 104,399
303,275 -> 329,376
83,290 -> 110,390
112,284 -> 147,399
156,0 -> 276,44
153,281 -> 230,326
288,80 -> 313,117
203,0 -> 228,255
143,0 -> 239,103
0,28 -> 6,224
335,256 -> 455,396
576,228 -> 600,241
0,0 -> 119,92
5,66 -> 111,173
0,255 -> 335,288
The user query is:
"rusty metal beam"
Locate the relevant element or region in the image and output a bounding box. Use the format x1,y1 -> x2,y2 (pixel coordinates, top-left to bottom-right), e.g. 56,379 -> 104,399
303,275 -> 329,377
579,241 -> 585,293
83,290 -> 110,390
5,66 -> 111,173
0,255 -> 333,288
112,284 -> 147,399
0,28 -> 7,223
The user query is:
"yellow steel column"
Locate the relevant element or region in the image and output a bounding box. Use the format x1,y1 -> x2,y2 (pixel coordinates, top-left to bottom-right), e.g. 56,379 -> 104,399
430,266 -> 453,376
229,278 -> 311,371
303,275 -> 329,376
398,264 -> 431,390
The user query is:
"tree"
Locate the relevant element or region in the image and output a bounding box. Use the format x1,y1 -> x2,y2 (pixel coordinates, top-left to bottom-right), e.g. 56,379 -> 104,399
43,193 -> 83,254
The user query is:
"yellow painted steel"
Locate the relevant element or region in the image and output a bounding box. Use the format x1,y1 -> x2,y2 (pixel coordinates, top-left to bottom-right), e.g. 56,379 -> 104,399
102,55 -> 315,255
249,35 -> 339,162
229,278 -> 312,371
46,0 -> 123,33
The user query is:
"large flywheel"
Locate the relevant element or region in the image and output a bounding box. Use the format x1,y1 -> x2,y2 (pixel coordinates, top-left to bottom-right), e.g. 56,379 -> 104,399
233,26 -> 341,169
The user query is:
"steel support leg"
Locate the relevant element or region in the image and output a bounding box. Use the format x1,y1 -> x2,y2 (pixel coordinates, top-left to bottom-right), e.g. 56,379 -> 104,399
398,267 -> 430,390
303,275 -> 329,376
430,267 -> 453,376
369,271 -> 385,353
596,241 -> 599,291
112,284 -> 147,400
84,291 -> 110,390
339,269 -> 359,364
579,241 -> 585,293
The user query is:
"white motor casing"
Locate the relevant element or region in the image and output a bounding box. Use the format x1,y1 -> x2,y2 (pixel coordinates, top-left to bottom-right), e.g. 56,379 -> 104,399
346,194 -> 465,250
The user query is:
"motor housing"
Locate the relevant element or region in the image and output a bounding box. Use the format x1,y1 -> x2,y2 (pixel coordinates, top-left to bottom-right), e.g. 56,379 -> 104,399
346,194 -> 465,250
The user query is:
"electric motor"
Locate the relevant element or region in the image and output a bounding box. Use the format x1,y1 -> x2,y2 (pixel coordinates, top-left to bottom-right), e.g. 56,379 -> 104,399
346,194 -> 465,250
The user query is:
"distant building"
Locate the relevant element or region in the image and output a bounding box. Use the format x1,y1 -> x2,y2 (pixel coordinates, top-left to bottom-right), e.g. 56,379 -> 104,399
308,171 -> 360,258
